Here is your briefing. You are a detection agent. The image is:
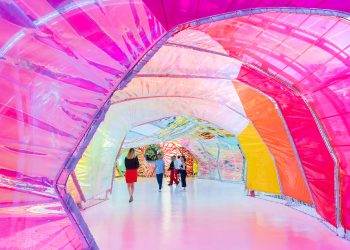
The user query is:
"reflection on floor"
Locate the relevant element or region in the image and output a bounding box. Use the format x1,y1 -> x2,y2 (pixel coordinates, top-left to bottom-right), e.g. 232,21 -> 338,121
83,178 -> 350,250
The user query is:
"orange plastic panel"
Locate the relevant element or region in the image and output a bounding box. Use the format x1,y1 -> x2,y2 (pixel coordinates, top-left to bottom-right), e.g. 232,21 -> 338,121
234,81 -> 312,204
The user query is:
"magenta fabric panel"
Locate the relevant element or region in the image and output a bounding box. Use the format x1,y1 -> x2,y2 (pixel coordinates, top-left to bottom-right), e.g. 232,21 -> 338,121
236,65 -> 336,226
0,1 -> 165,248
0,18 -> 22,47
307,80 -> 350,228
0,189 -> 85,249
336,145 -> 350,228
0,1 -> 165,181
143,0 -> 350,29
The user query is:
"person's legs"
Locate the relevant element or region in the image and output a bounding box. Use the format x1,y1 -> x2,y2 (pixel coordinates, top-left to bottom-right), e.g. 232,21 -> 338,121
127,183 -> 131,196
156,174 -> 163,190
169,169 -> 174,185
127,183 -> 133,202
159,173 -> 163,189
181,170 -> 186,189
174,170 -> 179,184
183,173 -> 186,188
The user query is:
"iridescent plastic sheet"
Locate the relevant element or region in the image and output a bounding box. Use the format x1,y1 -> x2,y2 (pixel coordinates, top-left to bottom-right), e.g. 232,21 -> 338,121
2,1 -> 350,247
0,1 -> 165,248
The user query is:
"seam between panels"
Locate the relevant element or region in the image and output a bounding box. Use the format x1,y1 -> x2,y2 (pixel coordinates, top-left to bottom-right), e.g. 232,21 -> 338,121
52,7 -> 349,247
215,141 -> 222,181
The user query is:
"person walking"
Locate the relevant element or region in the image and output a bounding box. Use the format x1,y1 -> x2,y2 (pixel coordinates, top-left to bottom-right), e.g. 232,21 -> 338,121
174,155 -> 181,184
124,148 -> 139,203
168,156 -> 179,186
153,153 -> 165,191
179,156 -> 187,191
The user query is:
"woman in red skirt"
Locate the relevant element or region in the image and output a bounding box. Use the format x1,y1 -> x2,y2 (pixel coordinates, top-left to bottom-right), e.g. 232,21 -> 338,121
124,148 -> 139,202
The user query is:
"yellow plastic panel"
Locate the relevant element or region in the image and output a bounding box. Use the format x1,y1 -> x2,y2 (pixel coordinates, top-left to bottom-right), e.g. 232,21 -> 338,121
238,124 -> 281,194
193,158 -> 199,175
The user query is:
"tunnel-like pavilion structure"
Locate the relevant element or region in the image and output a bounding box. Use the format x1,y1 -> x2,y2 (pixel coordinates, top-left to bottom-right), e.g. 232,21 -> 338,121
1,1 -> 350,249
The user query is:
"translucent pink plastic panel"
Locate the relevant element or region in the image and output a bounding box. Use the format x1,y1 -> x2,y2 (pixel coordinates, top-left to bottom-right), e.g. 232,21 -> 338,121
192,12 -> 350,228
143,0 -> 350,29
0,1 -> 165,248
307,80 -> 350,228
0,188 -> 84,249
0,0 -> 164,180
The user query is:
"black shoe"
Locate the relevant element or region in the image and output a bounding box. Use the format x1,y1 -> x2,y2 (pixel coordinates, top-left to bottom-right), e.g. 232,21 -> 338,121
168,183 -> 173,186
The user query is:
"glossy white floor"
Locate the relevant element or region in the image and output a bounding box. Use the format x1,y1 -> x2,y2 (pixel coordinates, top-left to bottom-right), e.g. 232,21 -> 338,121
83,178 -> 350,250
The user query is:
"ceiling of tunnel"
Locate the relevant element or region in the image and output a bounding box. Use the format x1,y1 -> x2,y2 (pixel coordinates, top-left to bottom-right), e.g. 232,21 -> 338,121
123,115 -> 236,149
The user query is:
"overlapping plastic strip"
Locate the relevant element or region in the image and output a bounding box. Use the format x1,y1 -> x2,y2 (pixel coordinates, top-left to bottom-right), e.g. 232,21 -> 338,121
1,0 -> 350,248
